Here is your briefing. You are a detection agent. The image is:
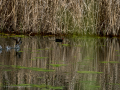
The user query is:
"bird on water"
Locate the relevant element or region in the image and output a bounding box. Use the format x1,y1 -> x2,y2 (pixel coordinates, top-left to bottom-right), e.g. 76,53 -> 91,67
55,38 -> 63,42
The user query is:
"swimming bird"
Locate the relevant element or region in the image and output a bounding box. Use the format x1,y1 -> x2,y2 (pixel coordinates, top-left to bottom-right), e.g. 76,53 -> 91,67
55,38 -> 63,42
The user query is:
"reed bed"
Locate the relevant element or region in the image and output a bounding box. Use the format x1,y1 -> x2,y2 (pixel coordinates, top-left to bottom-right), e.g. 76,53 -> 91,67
0,0 -> 119,36
98,0 -> 120,36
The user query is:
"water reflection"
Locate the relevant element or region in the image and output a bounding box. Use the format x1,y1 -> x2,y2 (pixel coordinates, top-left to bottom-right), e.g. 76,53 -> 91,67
0,37 -> 22,53
0,36 -> 120,90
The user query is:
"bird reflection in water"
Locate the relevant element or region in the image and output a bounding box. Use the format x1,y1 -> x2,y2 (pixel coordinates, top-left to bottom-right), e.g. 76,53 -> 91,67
0,45 -> 2,54
13,37 -> 22,58
6,46 -> 11,52
13,37 -> 22,52
0,37 -> 22,58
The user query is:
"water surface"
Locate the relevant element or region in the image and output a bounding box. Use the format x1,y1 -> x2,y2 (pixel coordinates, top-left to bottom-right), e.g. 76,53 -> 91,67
0,36 -> 120,90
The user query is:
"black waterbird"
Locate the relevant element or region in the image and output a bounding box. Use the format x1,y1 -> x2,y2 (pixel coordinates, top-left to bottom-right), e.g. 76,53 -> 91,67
55,38 -> 63,42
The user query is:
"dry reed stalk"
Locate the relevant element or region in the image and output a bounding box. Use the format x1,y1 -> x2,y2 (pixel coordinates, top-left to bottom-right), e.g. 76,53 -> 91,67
0,0 -> 119,35
0,0 -> 83,34
98,0 -> 120,36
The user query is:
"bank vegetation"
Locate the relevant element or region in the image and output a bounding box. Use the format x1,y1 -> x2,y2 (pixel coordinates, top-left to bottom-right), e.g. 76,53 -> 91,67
0,0 -> 119,36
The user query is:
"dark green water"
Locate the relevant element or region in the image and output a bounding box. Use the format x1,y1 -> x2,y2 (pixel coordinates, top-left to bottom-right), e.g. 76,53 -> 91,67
0,35 -> 120,90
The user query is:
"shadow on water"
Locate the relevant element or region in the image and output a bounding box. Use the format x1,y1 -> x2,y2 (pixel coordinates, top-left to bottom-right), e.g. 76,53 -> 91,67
0,36 -> 120,90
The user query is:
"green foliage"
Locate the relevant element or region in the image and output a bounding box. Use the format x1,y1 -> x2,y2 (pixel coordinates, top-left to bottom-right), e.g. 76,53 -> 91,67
62,44 -> 69,46
11,84 -> 64,89
50,64 -> 66,67
77,71 -> 103,74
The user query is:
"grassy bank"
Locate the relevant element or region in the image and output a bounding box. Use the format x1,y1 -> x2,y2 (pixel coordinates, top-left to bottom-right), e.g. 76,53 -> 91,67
0,0 -> 119,36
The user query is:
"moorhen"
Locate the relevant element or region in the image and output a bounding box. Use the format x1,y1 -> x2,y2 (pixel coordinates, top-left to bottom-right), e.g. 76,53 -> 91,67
55,38 -> 63,42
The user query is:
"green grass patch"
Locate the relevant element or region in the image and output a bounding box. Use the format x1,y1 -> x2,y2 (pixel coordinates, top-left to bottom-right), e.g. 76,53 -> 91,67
62,44 -> 69,46
50,64 -> 66,67
11,84 -> 64,89
77,71 -> 103,74
9,35 -> 25,37
18,51 -> 23,52
0,65 -> 55,72
11,65 -> 55,72
107,83 -> 120,85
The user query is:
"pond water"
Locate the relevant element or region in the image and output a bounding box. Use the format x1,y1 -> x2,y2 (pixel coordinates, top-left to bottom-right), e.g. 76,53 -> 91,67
0,35 -> 120,90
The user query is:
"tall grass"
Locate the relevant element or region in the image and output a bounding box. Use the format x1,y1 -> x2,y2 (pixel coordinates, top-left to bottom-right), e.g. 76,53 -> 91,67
98,0 -> 120,36
0,0 -> 119,35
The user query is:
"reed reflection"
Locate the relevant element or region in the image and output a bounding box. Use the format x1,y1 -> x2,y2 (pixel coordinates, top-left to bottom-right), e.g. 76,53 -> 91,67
0,37 -> 120,90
